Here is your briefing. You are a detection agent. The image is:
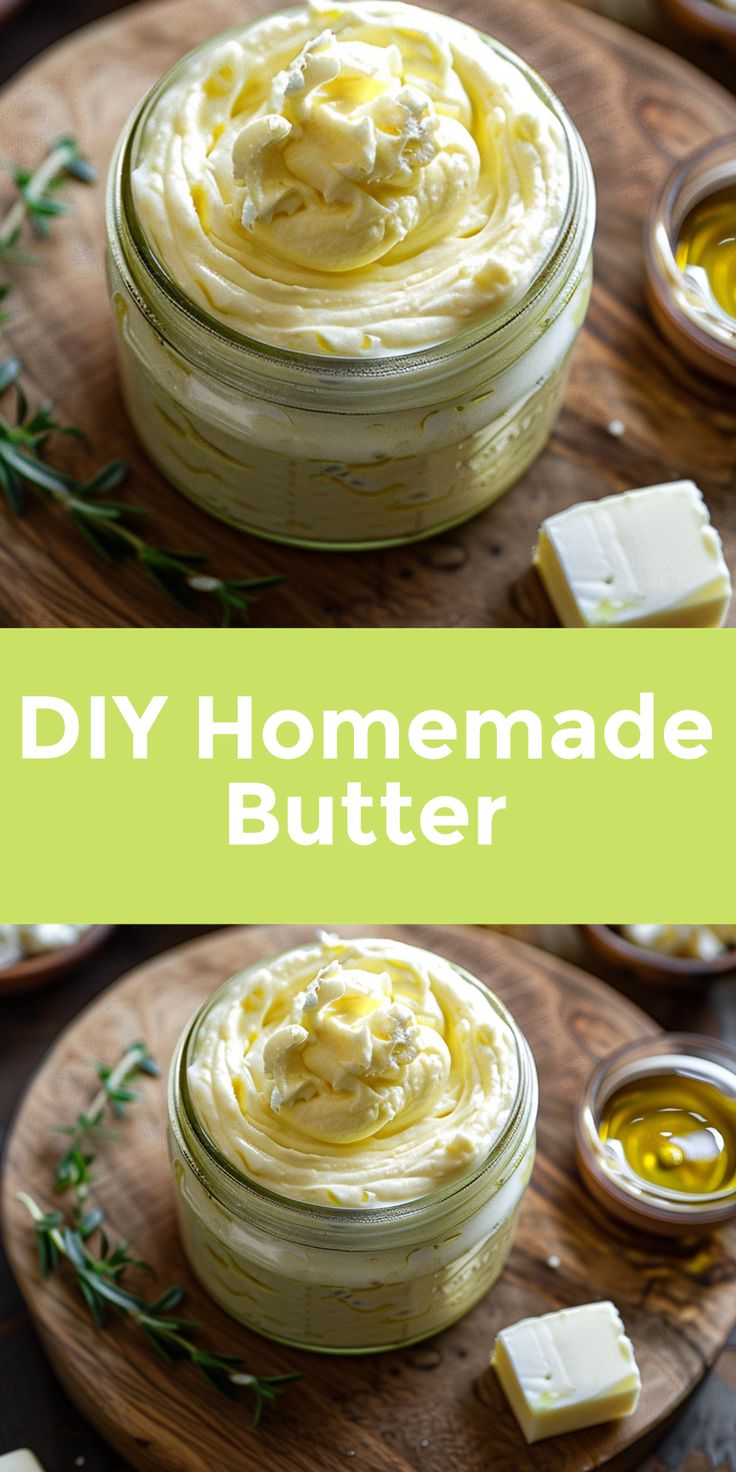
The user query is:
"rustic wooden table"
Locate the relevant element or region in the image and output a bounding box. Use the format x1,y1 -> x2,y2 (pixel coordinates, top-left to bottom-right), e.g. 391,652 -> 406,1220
1,0 -> 734,91
1,926 -> 735,1472
1,0 -> 735,1466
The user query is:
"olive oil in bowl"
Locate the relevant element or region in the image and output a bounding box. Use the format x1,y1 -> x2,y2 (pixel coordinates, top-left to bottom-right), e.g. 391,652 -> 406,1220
599,1071 -> 736,1196
676,183 -> 736,323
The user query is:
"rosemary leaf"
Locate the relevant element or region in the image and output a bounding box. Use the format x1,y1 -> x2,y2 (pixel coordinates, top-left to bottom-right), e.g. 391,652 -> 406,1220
1,142 -> 284,624
0,455 -> 24,514
53,1041 -> 160,1203
16,1188 -> 301,1424
0,139 -> 96,312
0,359 -> 284,623
15,1043 -> 301,1424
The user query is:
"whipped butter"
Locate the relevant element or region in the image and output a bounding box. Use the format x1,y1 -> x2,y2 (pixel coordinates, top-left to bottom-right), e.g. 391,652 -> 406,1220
0,924 -> 91,970
187,933 -> 518,1206
132,0 -> 569,356
620,924 -> 736,961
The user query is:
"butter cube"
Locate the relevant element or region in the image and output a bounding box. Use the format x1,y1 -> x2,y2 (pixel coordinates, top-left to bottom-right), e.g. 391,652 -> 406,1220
0,1454 -> 46,1472
492,1300 -> 641,1443
534,481 -> 732,627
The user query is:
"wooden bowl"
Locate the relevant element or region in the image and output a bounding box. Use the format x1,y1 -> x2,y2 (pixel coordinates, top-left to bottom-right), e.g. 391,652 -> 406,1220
0,0 -> 29,24
0,925 -> 116,997
581,924 -> 736,988
658,0 -> 736,51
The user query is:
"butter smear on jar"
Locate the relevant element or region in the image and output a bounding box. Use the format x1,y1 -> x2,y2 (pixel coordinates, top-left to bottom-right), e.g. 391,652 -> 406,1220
108,1 -> 594,546
169,934 -> 537,1350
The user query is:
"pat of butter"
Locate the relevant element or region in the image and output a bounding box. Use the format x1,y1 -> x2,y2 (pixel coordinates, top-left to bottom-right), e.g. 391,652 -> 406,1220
534,481 -> 732,627
0,1454 -> 46,1472
492,1300 -> 641,1443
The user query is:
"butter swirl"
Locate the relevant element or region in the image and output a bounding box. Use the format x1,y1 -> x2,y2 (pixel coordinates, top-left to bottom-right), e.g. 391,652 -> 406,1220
132,0 -> 570,355
187,935 -> 519,1205
232,29 -> 479,272
260,960 -> 449,1142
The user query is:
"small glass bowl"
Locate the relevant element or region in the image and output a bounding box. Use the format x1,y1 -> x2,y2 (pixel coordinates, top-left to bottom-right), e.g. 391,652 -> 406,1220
575,1033 -> 736,1236
644,136 -> 736,387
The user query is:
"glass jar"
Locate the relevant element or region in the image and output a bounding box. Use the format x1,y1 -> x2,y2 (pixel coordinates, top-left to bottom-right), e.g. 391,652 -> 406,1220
168,953 -> 538,1353
106,22 -> 595,551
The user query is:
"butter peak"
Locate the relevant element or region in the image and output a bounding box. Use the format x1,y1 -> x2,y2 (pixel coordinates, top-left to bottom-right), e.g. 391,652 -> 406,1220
132,0 -> 570,354
187,934 -> 518,1205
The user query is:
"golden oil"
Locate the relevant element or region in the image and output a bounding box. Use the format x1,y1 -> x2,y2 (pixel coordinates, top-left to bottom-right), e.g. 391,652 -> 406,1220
599,1072 -> 736,1195
675,184 -> 736,321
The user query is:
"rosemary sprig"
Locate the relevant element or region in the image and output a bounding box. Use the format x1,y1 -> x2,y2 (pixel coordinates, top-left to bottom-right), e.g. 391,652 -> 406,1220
0,357 -> 283,624
17,1044 -> 300,1424
52,1040 -> 160,1211
0,136 -> 95,248
0,138 -> 96,319
17,1194 -> 299,1425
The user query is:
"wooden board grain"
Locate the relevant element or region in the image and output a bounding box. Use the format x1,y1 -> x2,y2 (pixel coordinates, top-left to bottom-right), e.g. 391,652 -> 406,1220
0,0 -> 735,627
3,925 -> 736,1472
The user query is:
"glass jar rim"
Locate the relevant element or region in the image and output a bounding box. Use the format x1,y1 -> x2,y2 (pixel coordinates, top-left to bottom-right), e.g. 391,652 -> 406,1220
576,1032 -> 736,1223
172,938 -> 538,1226
114,6 -> 590,379
653,134 -> 736,224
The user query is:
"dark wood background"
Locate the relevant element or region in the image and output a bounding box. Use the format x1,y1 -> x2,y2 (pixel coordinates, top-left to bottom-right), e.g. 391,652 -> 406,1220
2,0 -> 735,90
0,0 -> 138,83
1,925 -> 735,1471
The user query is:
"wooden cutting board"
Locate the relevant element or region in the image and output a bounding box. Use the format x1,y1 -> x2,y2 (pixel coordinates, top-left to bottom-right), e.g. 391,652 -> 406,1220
3,925 -> 736,1472
0,0 -> 735,627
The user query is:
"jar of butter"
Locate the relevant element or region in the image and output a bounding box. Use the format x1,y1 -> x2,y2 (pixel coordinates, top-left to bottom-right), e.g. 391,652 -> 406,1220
106,1 -> 595,549
167,934 -> 538,1352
